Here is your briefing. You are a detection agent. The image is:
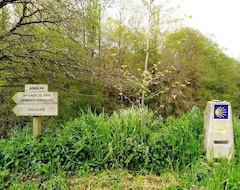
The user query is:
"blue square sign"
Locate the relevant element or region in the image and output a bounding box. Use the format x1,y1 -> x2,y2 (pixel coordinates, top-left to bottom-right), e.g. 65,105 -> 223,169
214,105 -> 228,119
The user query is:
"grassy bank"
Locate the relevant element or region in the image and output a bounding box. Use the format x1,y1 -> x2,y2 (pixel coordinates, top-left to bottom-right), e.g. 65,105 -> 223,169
1,107 -> 240,189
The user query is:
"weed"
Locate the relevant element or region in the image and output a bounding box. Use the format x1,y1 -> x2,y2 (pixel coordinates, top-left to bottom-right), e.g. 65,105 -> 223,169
0,168 -> 11,189
1,108 -> 240,188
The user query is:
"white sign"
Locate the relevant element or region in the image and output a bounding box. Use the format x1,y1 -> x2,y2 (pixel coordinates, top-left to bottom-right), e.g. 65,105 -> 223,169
12,84 -> 58,142
12,92 -> 58,104
25,84 -> 48,92
12,104 -> 58,116
12,84 -> 58,116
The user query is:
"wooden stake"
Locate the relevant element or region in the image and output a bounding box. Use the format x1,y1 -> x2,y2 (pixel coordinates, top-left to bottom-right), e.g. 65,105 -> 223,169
33,116 -> 42,143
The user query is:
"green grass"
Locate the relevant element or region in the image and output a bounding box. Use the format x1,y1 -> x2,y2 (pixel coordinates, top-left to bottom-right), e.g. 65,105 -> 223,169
1,107 -> 240,189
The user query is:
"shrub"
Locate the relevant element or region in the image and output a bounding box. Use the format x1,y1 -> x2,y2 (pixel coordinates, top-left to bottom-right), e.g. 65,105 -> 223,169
0,108 -> 204,176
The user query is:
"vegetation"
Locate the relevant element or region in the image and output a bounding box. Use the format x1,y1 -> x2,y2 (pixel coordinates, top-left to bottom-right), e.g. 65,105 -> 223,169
0,108 -> 240,189
1,0 -> 240,188
0,0 -> 240,137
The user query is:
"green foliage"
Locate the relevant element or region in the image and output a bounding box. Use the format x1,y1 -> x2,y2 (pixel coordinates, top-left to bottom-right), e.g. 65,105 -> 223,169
0,168 -> 11,189
0,108 -> 204,178
161,27 -> 240,114
41,175 -> 68,190
1,108 -> 240,188
1,1 -> 240,137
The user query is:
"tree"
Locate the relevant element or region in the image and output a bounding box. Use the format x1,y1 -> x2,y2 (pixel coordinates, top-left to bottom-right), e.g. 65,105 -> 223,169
161,27 -> 240,114
0,0 -> 103,137
99,0 -> 189,117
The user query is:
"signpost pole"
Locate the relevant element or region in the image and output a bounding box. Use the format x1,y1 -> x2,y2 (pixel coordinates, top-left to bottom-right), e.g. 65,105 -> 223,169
33,116 -> 42,143
12,84 -> 58,143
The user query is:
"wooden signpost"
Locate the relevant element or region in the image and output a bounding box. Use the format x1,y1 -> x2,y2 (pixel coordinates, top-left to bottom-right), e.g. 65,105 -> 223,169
12,84 -> 58,142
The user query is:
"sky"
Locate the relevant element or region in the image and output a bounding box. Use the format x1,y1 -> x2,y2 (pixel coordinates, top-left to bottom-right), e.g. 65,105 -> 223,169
175,0 -> 240,59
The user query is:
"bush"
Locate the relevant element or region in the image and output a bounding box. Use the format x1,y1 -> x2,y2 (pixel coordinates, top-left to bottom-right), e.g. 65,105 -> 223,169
0,107 -> 205,177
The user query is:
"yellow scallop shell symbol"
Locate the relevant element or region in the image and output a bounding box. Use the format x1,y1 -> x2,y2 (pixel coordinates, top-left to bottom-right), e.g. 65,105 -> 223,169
215,106 -> 227,118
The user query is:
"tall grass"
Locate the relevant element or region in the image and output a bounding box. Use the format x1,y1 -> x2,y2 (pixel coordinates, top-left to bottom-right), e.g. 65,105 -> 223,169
1,107 -> 240,189
0,107 -> 204,175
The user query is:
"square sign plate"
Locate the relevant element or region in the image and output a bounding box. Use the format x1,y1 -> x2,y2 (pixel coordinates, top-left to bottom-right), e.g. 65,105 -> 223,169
214,105 -> 228,119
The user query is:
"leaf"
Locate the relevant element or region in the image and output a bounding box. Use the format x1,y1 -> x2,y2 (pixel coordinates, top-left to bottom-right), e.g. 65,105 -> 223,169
125,154 -> 134,164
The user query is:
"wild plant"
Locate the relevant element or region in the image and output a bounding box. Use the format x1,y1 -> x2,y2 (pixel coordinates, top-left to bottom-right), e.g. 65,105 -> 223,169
0,107 -> 205,176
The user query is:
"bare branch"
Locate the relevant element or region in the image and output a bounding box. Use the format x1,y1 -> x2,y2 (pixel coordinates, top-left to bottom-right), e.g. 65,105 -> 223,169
0,0 -> 19,9
0,1 -> 57,40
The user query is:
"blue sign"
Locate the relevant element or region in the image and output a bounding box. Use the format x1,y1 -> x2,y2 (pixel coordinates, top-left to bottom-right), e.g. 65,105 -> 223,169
214,105 -> 228,119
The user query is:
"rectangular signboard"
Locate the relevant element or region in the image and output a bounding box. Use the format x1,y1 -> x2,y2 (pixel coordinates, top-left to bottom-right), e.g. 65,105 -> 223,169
214,105 -> 229,119
12,92 -> 58,104
25,84 -> 48,92
12,104 -> 58,116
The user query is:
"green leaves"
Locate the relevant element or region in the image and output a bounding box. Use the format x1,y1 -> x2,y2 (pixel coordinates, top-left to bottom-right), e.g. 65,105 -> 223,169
0,108 -> 204,176
2,108 -> 240,188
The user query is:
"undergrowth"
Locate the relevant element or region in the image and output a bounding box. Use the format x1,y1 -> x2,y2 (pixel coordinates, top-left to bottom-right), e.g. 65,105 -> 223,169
1,107 -> 240,189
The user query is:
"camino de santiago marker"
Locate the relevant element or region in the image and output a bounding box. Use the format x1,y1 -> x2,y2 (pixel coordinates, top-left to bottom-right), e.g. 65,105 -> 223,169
204,100 -> 234,161
12,84 -> 58,142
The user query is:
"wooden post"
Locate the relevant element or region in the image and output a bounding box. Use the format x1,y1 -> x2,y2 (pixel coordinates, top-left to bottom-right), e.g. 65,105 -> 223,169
33,116 -> 42,143
12,84 -> 58,143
